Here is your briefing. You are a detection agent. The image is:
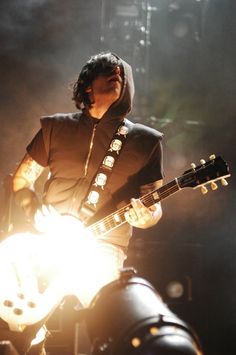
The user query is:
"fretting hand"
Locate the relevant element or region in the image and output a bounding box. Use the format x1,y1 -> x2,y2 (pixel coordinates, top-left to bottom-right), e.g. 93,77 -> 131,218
124,198 -> 162,229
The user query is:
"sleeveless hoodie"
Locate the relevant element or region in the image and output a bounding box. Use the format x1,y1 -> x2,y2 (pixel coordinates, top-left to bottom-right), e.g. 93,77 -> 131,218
27,56 -> 163,247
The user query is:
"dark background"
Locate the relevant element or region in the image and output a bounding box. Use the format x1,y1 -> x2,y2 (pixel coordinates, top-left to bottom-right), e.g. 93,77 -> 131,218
0,1 -> 235,354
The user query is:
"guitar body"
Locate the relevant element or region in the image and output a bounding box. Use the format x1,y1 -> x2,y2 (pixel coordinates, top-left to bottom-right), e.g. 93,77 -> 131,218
0,233 -> 64,331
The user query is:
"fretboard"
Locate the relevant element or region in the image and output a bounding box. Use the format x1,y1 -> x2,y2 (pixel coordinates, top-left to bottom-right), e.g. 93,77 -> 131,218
86,178 -> 180,238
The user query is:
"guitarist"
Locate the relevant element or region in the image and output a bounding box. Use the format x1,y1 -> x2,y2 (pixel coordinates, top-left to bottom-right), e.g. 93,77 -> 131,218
10,52 -> 164,353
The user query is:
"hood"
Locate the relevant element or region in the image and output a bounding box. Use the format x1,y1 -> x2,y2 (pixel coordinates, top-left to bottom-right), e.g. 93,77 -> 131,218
102,55 -> 135,121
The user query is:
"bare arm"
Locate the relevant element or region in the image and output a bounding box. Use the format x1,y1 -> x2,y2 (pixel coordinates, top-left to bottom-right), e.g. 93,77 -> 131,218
12,153 -> 45,221
125,179 -> 163,229
13,153 -> 45,192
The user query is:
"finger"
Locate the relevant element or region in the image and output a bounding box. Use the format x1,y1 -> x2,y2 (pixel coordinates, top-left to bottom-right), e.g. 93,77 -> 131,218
42,204 -> 50,216
125,208 -> 139,227
130,207 -> 139,221
133,198 -> 153,218
34,209 -> 47,232
48,204 -> 59,217
124,210 -> 130,223
34,209 -> 42,220
130,198 -> 143,209
130,199 -> 147,220
131,198 -> 148,216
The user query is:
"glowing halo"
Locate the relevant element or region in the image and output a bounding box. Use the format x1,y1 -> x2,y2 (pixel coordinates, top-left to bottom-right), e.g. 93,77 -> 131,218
0,208 -> 123,328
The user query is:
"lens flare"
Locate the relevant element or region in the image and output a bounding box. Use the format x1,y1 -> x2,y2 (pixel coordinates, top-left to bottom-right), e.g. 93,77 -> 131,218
0,208 -> 123,329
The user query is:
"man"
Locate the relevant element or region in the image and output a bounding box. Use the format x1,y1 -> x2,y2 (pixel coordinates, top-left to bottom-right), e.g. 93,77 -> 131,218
11,51 -> 164,352
13,51 -> 163,296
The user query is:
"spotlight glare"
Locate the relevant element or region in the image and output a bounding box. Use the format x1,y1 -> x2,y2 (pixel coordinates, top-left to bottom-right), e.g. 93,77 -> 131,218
166,280 -> 185,299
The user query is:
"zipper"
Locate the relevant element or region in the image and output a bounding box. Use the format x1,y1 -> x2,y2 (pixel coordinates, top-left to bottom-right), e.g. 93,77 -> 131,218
83,123 -> 97,177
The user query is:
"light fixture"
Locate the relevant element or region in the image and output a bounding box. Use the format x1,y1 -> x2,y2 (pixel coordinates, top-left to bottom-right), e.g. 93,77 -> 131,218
79,268 -> 203,355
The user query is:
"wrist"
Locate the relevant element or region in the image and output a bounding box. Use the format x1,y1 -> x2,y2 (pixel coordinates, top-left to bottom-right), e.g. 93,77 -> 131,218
14,188 -> 40,221
14,188 -> 36,206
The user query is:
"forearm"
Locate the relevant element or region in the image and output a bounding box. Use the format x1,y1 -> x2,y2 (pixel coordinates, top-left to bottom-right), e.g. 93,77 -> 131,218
12,153 -> 44,220
13,153 -> 44,192
13,175 -> 31,192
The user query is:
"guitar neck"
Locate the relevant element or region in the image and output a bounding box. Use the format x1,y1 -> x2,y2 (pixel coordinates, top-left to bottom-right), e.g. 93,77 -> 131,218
87,178 -> 180,238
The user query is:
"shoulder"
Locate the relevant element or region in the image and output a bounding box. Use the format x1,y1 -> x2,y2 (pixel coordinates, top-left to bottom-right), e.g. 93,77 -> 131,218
125,118 -> 163,141
40,112 -> 82,126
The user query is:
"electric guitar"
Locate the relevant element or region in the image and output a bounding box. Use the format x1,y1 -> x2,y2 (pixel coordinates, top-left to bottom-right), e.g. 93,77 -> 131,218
86,155 -> 230,237
0,155 -> 230,330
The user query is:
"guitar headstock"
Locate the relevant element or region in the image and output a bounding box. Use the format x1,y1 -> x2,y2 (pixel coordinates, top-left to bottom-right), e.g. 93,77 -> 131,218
178,155 -> 230,193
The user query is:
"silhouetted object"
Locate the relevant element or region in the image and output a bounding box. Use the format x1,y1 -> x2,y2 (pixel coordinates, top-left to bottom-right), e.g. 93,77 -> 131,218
0,341 -> 19,355
0,317 -> 46,355
81,268 -> 203,355
0,174 -> 14,238
0,174 -> 30,238
0,169 -> 48,239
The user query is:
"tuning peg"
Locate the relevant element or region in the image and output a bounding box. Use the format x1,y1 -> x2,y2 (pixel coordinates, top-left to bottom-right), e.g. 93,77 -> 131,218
221,178 -> 228,186
191,163 -> 196,169
211,181 -> 218,190
209,154 -> 216,160
200,159 -> 206,165
201,185 -> 208,194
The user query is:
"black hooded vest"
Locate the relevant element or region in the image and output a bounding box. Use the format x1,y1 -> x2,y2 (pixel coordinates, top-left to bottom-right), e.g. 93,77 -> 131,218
26,56 -> 163,246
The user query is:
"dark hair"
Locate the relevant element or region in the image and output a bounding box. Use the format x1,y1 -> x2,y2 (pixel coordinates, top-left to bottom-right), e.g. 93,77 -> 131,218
72,52 -> 122,109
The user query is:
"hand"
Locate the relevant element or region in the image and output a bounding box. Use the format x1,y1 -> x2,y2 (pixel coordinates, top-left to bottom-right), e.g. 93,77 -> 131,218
34,204 -> 84,236
14,188 -> 41,223
34,204 -> 62,233
125,198 -> 158,229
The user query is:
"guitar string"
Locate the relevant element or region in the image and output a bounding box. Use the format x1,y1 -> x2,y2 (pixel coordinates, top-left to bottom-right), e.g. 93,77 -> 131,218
91,183 -> 180,235
89,159 -> 226,235
89,181 -> 180,235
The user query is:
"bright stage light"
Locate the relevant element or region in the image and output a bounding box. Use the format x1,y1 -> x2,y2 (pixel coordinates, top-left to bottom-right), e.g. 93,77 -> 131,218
34,208 -> 124,306
0,232 -> 66,330
0,209 -> 124,330
166,280 -> 185,299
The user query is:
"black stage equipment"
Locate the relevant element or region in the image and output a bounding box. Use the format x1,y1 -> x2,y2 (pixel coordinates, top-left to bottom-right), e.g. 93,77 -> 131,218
79,268 -> 203,355
0,341 -> 19,355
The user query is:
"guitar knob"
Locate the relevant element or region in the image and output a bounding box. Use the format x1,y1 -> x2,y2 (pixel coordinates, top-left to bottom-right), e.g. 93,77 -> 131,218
209,154 -> 216,160
200,159 -> 206,165
201,185 -> 208,194
3,300 -> 14,308
221,178 -> 228,186
27,301 -> 37,308
191,163 -> 196,169
211,182 -> 218,190
13,308 -> 23,315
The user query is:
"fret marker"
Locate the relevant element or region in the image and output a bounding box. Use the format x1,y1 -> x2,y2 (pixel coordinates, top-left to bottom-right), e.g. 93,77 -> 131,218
152,191 -> 159,200
114,214 -> 121,223
98,222 -> 106,232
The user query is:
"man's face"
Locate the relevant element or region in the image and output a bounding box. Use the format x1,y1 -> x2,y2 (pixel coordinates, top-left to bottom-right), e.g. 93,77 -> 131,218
88,65 -> 123,107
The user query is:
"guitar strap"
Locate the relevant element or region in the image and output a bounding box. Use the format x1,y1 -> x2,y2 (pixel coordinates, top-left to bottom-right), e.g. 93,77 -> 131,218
79,119 -> 133,222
